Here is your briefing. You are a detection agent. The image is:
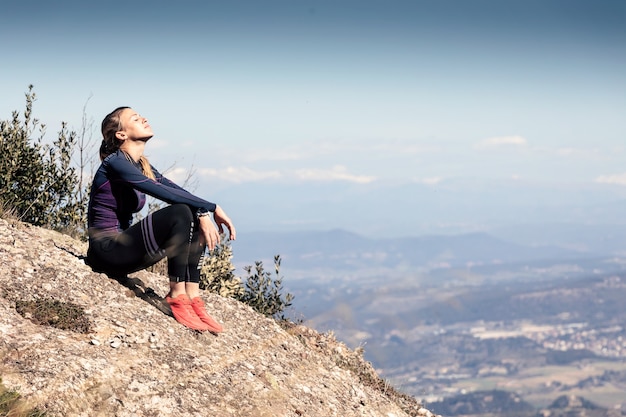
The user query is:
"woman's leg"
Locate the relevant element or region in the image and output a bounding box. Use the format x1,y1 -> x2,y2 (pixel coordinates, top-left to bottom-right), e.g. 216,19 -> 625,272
182,217 -> 223,333
147,203 -> 196,282
88,204 -> 196,277
148,205 -> 217,331
142,204 -> 213,331
167,204 -> 206,297
89,204 -> 212,330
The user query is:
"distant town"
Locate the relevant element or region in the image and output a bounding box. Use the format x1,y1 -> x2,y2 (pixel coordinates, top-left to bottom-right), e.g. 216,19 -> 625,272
470,321 -> 625,359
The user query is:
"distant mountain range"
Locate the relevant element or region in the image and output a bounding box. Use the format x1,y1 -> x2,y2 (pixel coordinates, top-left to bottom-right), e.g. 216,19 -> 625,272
231,228 -> 608,275
213,179 -> 626,240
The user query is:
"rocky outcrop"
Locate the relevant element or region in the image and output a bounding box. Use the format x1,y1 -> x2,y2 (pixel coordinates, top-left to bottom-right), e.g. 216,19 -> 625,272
0,217 -> 434,417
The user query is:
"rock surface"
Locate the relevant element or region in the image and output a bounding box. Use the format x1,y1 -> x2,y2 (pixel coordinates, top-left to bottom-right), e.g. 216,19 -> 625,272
0,218 -> 436,417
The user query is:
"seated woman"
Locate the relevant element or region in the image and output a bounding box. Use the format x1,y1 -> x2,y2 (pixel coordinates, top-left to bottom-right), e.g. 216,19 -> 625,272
87,106 -> 236,332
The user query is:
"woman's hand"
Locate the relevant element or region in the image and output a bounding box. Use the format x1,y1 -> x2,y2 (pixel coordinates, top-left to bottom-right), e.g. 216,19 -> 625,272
214,205 -> 236,240
198,216 -> 220,250
198,205 -> 236,250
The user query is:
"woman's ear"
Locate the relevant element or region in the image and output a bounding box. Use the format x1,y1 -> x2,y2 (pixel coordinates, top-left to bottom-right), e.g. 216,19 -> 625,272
115,131 -> 127,141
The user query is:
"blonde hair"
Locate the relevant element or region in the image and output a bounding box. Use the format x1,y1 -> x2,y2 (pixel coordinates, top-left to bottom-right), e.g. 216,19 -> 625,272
100,106 -> 155,180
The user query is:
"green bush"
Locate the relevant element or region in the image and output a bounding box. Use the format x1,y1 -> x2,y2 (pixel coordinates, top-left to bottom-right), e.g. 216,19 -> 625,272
200,239 -> 294,320
14,298 -> 92,334
0,86 -> 87,235
199,235 -> 245,299
240,255 -> 294,320
0,377 -> 47,416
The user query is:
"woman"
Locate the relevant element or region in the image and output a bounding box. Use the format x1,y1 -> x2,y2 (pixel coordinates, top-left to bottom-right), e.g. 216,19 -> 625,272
87,106 -> 236,332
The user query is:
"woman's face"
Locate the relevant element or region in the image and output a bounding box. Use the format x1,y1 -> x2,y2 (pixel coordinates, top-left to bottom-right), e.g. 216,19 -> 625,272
117,108 -> 154,142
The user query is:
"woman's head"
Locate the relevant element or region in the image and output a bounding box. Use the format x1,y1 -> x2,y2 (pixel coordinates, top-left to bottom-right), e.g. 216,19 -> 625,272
99,107 -> 154,160
99,106 -> 156,179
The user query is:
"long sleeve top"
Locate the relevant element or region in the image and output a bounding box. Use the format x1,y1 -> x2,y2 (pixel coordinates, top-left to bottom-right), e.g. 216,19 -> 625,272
87,150 -> 216,235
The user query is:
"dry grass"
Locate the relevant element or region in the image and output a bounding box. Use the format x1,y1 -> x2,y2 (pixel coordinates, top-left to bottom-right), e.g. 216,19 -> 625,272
0,378 -> 46,417
14,298 -> 92,334
282,321 -> 425,416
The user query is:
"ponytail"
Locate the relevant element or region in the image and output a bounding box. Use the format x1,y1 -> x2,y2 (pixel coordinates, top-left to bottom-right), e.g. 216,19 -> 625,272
100,106 -> 130,161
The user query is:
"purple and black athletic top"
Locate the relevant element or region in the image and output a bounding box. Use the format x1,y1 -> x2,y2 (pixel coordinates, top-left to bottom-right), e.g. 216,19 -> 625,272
88,149 -> 215,234
86,150 -> 213,282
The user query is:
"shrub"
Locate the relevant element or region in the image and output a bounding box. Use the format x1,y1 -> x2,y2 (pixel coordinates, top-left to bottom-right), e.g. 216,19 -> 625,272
0,377 -> 46,416
0,86 -> 87,235
240,255 -> 294,320
199,239 -> 294,320
199,235 -> 245,299
14,298 -> 92,334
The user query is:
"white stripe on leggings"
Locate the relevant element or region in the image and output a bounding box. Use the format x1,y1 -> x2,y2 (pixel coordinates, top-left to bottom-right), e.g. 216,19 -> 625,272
140,214 -> 160,257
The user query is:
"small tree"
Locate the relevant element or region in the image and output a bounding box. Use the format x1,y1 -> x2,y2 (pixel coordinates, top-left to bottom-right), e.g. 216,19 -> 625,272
199,238 -> 294,320
0,87 -> 47,221
241,255 -> 294,320
74,95 -> 97,229
199,235 -> 245,299
0,85 -> 86,235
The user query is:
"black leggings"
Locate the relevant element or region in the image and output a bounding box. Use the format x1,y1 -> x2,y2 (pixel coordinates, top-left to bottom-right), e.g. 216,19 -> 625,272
87,204 -> 205,283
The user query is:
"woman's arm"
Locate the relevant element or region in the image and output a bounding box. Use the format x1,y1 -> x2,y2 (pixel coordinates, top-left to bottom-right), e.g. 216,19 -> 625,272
155,167 -> 237,247
105,152 -> 235,248
153,168 -> 186,191
106,152 -> 216,213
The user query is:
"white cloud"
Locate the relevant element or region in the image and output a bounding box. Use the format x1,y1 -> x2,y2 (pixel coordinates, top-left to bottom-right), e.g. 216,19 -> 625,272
475,135 -> 528,149
239,148 -> 305,163
413,177 -> 443,185
330,141 -> 439,155
557,147 -> 584,157
234,140 -> 436,163
294,165 -> 376,184
595,173 -> 626,186
198,166 -> 281,183
556,147 -> 606,159
195,165 -> 376,184
160,166 -> 189,183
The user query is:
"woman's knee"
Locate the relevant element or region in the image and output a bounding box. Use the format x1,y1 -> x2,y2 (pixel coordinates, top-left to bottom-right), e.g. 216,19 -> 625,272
168,204 -> 194,222
156,204 -> 195,240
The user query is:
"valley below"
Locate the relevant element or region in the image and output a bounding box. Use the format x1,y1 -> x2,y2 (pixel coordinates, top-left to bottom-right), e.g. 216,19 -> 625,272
293,264 -> 626,415
233,228 -> 626,416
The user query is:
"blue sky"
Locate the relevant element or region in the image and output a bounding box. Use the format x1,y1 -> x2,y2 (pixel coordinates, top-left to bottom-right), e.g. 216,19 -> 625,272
2,0 -> 625,237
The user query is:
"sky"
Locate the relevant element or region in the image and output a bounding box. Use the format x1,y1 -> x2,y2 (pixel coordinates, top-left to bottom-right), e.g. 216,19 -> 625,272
1,0 -> 625,238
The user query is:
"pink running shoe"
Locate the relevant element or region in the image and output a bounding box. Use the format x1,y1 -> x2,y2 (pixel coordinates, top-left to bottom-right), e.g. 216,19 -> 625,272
166,294 -> 211,331
191,297 -> 224,333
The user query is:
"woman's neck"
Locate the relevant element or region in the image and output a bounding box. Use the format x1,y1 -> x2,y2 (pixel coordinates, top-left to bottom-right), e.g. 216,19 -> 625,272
120,141 -> 145,162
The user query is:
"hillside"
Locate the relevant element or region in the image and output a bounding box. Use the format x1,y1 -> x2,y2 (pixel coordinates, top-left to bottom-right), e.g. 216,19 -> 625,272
0,217 -> 434,417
